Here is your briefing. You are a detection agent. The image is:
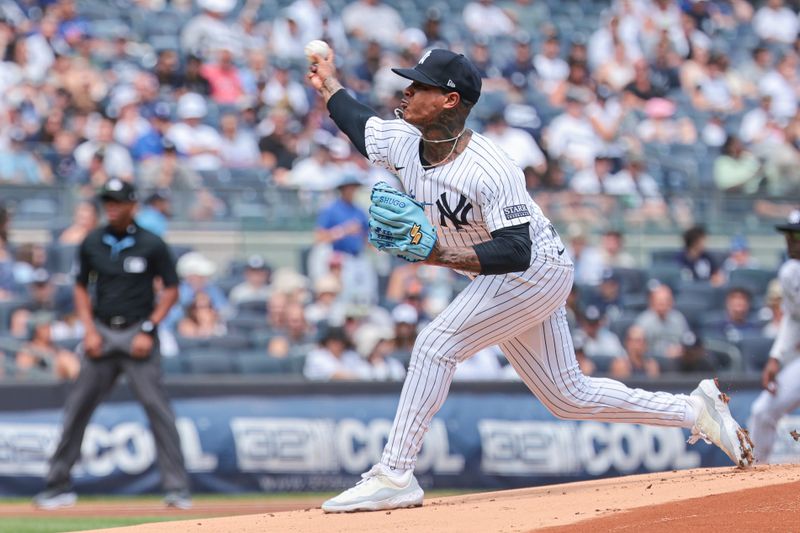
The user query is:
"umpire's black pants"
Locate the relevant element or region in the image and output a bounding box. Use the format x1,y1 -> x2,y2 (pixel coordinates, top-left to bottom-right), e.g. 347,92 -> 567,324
45,320 -> 189,492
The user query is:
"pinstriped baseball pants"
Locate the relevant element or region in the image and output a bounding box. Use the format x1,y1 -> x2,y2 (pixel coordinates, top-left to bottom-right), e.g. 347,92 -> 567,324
381,257 -> 695,471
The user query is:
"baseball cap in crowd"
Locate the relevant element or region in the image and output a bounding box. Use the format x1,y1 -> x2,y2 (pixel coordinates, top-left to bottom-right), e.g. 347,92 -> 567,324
177,93 -> 207,120
198,0 -> 236,14
775,209 -> 800,233
152,101 -> 172,121
31,268 -> 51,285
600,268 -> 619,284
391,303 -> 419,325
392,48 -> 482,104
583,305 -> 603,323
337,175 -> 362,188
98,179 -> 137,203
730,235 -> 749,252
176,251 -> 217,278
145,189 -> 171,205
246,254 -> 269,271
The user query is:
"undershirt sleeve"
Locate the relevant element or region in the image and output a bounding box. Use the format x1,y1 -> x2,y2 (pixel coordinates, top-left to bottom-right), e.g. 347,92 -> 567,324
326,89 -> 378,158
473,223 -> 532,275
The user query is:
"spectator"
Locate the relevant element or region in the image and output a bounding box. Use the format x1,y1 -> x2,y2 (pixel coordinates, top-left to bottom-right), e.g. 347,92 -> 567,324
167,93 -> 223,172
722,235 -> 759,274
706,287 -> 762,342
285,142 -> 340,190
739,95 -> 784,147
636,98 -> 697,145
391,303 -> 419,357
692,53 -> 743,114
453,346 -> 505,381
574,305 -> 626,361
738,46 -> 773,98
596,40 -> 636,92
153,49 -> 184,92
111,89 -> 150,149
570,153 -> 615,195
181,54 -> 212,96
587,269 -> 624,321
533,34 -> 568,95
610,324 -> 660,378
545,88 -> 600,170
10,269 -> 58,338
677,225 -> 724,285
201,46 -> 244,105
342,0 -> 404,46
761,279 -> 783,338
586,85 -> 624,157
15,312 -> 80,380
258,108 -> 298,180
635,284 -> 691,359
218,113 -> 260,168
303,326 -> 366,380
502,35 -> 536,91
675,332 -> 716,373
129,102 -> 171,162
572,335 -> 596,376
73,116 -> 134,182
314,175 -> 376,303
270,12 -> 307,62
549,60 -> 594,107
482,113 -> 546,176
758,52 -> 799,123
261,60 -> 310,117
44,130 -> 81,184
713,135 -> 762,194
268,300 -> 317,358
566,224 -> 605,286
0,128 -> 44,183
305,274 -> 342,326
167,251 -> 229,331
229,255 -> 272,307
605,153 -> 669,222
177,291 -> 227,339
463,0 -> 514,39
180,0 -> 239,60
753,0 -> 798,45
354,324 -> 405,381
135,190 -> 172,237
58,200 -> 98,245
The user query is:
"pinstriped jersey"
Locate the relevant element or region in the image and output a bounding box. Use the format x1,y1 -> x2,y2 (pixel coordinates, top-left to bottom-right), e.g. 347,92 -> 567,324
364,117 -> 568,275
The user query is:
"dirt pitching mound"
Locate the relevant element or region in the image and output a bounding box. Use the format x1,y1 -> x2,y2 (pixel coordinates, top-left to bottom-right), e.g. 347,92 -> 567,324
86,464 -> 800,533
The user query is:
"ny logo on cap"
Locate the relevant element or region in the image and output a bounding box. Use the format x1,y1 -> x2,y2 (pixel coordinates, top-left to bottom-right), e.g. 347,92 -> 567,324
418,50 -> 432,64
108,179 -> 123,191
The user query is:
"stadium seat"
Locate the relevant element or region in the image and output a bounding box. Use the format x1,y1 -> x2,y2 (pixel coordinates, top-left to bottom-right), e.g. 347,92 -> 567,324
236,352 -> 292,374
161,356 -> 185,375
237,300 -> 268,316
649,249 -> 681,266
645,265 -> 684,292
207,334 -> 252,351
738,336 -> 774,372
590,355 -> 615,375
184,352 -> 237,374
609,315 -> 637,340
227,314 -> 267,335
45,244 -> 79,274
613,268 -> 647,295
729,269 -> 777,296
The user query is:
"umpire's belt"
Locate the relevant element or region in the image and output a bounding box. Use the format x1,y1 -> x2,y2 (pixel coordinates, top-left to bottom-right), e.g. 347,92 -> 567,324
96,315 -> 144,330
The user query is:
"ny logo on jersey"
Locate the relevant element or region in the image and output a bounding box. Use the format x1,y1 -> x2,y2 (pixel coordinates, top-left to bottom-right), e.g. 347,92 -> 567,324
436,193 -> 473,230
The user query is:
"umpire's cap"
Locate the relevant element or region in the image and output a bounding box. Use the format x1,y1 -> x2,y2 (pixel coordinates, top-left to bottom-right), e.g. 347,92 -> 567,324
392,49 -> 482,104
775,209 -> 800,233
98,179 -> 137,203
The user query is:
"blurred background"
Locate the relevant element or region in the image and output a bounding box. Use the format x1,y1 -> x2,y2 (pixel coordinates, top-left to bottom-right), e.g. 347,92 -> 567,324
0,0 -> 798,494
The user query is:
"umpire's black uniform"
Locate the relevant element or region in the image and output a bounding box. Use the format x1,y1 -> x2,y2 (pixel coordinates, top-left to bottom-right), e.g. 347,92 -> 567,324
39,180 -> 189,505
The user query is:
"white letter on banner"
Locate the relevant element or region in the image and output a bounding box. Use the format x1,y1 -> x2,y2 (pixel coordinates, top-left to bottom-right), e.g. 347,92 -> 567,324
80,425 -> 115,477
579,422 -> 612,476
428,421 -> 464,474
609,424 -> 642,474
0,423 -> 59,476
113,422 -> 154,475
231,418 -> 337,473
478,420 -> 578,476
177,418 -> 217,472
336,419 -> 369,474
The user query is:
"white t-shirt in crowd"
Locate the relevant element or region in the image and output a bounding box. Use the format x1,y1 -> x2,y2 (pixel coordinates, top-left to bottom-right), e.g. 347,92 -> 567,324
462,1 -> 514,38
484,126 -> 546,171
167,122 -> 224,171
753,6 -> 799,44
758,71 -> 798,121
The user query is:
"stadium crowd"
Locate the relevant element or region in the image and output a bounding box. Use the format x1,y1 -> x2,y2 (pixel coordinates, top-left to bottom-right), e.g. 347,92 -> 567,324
0,0 -> 798,381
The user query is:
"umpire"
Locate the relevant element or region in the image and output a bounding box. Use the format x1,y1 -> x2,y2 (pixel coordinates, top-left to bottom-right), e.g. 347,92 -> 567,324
34,179 -> 191,510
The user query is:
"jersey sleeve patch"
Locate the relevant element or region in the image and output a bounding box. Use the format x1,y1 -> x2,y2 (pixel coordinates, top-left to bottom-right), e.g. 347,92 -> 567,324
503,204 -> 530,221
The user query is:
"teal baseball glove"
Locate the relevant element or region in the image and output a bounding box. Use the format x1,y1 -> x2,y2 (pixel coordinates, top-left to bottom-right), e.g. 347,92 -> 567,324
369,182 -> 437,262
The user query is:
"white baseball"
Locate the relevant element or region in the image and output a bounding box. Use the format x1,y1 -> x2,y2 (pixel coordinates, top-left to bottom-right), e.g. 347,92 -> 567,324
304,40 -> 331,62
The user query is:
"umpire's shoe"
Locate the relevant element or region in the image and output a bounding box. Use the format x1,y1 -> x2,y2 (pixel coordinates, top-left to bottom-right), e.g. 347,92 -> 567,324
164,489 -> 193,510
33,485 -> 77,510
688,378 -> 755,468
322,464 -> 423,513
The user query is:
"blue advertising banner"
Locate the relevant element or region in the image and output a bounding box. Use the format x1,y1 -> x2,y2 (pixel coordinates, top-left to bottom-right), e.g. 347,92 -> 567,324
0,388 -> 798,495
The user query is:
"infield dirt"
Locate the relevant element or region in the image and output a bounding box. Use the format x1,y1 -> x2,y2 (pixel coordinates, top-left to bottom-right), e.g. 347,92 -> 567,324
21,463 -> 800,532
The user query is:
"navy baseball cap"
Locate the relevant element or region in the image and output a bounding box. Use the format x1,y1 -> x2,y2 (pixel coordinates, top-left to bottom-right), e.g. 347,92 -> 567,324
98,179 -> 137,203
392,49 -> 482,104
775,209 -> 800,233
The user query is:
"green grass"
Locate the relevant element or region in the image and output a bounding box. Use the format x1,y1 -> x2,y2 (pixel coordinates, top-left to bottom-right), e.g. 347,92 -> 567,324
0,516 -> 187,533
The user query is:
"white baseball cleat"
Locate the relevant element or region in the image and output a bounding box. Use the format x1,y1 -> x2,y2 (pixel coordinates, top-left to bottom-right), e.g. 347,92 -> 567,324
321,464 -> 424,513
688,378 -> 754,468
